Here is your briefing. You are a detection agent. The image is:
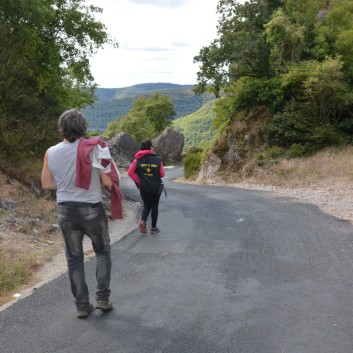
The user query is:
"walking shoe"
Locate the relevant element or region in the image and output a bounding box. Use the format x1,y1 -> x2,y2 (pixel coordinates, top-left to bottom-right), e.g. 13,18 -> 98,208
150,227 -> 160,235
77,304 -> 94,318
95,300 -> 113,311
139,220 -> 147,234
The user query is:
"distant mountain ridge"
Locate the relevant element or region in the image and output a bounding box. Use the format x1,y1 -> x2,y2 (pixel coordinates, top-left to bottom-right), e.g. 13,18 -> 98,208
82,83 -> 214,132
95,83 -> 196,100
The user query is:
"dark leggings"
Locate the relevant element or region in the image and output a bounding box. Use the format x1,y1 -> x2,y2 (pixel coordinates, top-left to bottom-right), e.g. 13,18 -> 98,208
140,188 -> 161,228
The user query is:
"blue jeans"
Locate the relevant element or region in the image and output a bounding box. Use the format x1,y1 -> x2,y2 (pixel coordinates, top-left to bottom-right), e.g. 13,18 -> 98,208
58,202 -> 111,310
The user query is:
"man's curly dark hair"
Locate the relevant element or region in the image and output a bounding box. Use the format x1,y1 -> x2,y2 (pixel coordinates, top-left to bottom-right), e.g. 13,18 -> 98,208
58,109 -> 87,142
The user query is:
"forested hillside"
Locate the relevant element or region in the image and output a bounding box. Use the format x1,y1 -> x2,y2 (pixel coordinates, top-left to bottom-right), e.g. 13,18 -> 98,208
82,83 -> 213,132
173,100 -> 218,154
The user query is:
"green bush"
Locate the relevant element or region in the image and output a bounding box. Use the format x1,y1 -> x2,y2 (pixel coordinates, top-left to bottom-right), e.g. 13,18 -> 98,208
310,125 -> 348,148
255,153 -> 266,167
255,146 -> 284,167
184,152 -> 202,179
285,143 -> 311,158
262,97 -> 348,152
232,77 -> 285,113
338,118 -> 353,134
264,115 -> 346,157
267,146 -> 284,159
262,102 -> 315,148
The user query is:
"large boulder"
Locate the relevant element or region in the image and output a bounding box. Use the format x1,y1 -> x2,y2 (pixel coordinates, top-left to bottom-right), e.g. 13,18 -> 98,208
152,128 -> 184,162
107,132 -> 139,167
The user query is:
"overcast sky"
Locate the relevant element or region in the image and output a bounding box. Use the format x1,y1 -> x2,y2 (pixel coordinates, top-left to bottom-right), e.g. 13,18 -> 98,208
88,0 -> 220,88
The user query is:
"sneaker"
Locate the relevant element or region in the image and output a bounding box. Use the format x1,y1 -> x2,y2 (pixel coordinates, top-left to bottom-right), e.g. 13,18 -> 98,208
150,227 -> 160,235
95,300 -> 113,311
139,220 -> 147,234
77,304 -> 94,318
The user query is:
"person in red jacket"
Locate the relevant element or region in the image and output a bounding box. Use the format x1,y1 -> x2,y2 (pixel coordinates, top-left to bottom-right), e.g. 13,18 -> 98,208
128,140 -> 165,235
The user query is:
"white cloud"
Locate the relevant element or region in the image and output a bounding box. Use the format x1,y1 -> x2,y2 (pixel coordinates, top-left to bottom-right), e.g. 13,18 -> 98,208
126,0 -> 191,9
88,0 -> 219,88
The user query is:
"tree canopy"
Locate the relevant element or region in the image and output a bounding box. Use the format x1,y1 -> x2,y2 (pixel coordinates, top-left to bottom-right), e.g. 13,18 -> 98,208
193,0 -> 353,159
104,93 -> 176,142
0,0 -> 117,161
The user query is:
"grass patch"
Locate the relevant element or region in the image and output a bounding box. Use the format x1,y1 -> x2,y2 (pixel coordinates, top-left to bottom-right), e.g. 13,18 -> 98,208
0,250 -> 38,296
242,146 -> 353,187
184,152 -> 203,179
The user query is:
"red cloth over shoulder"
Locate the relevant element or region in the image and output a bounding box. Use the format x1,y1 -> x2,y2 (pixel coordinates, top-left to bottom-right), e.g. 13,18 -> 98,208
76,137 -> 123,219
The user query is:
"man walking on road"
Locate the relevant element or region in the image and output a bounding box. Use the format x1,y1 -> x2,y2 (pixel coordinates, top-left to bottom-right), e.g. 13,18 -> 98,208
41,109 -> 117,318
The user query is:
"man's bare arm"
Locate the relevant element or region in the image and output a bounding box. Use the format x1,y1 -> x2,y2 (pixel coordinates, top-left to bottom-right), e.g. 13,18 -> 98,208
99,169 -> 113,188
41,151 -> 57,190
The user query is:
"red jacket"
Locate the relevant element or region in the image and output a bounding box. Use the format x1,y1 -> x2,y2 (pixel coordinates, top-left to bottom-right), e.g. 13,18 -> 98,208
128,150 -> 165,186
76,137 -> 123,220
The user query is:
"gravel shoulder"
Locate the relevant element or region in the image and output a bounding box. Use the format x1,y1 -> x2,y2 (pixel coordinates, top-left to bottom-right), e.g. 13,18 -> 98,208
227,181 -> 353,224
177,177 -> 353,224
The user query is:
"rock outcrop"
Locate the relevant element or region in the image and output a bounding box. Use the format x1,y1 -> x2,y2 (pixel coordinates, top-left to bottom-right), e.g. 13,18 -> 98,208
106,128 -> 184,166
196,152 -> 222,182
108,132 -> 139,167
152,128 -> 184,162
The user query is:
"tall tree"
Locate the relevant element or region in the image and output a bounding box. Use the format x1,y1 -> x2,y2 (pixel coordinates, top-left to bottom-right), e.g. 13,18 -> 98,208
193,0 -> 284,96
314,0 -> 353,77
0,0 -> 117,161
144,93 -> 176,134
264,8 -> 305,72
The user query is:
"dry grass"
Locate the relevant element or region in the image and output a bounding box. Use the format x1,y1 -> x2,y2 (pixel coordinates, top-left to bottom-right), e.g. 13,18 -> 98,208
4,158 -> 43,187
0,170 -> 63,305
0,249 -> 38,300
240,146 -> 353,188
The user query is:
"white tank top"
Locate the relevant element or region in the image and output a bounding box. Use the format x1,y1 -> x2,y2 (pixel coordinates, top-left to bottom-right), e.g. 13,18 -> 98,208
48,140 -> 102,204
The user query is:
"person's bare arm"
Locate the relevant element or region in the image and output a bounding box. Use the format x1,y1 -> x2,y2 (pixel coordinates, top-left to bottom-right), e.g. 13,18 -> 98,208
99,169 -> 113,188
41,151 -> 57,190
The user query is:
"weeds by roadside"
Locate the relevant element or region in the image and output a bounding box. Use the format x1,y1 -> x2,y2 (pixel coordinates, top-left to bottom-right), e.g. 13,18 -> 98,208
232,146 -> 353,188
0,250 -> 38,297
0,170 -> 62,306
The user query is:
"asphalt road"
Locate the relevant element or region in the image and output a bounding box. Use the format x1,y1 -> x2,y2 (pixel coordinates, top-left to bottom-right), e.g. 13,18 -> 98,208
1,166 -> 353,353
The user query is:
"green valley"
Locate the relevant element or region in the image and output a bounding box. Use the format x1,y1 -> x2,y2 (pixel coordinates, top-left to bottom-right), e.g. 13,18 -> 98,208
82,83 -> 214,132
173,100 -> 218,154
